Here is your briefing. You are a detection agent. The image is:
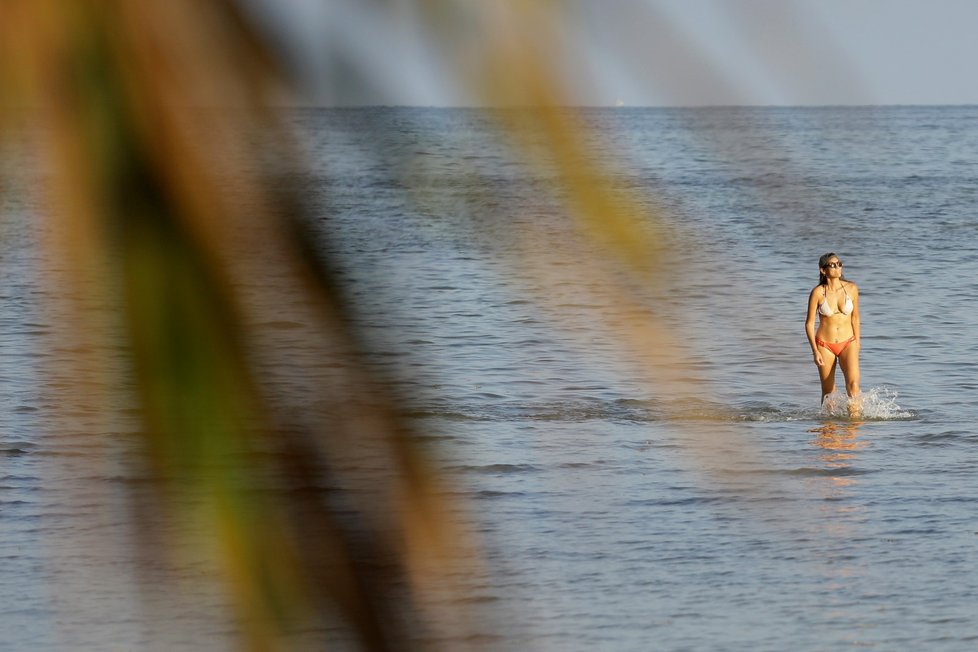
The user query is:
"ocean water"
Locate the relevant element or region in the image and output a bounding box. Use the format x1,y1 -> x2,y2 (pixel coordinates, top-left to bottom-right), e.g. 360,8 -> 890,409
5,105 -> 978,650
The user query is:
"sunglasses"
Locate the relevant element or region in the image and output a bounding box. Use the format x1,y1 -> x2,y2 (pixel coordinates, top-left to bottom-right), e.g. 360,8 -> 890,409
824,261 -> 843,269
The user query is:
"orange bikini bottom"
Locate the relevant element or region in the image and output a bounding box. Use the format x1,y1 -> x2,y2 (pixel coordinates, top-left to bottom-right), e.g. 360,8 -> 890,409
816,336 -> 856,356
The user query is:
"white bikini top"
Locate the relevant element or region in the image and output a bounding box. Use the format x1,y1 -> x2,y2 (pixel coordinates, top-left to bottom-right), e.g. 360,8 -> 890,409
818,283 -> 853,317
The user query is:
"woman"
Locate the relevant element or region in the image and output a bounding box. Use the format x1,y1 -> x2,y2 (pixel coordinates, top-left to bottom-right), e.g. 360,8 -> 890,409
805,252 -> 861,412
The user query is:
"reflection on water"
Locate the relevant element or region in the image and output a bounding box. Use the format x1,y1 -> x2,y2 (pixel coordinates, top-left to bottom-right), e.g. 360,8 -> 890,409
806,420 -> 869,536
809,420 -> 868,489
807,419 -> 872,635
809,422 -> 869,577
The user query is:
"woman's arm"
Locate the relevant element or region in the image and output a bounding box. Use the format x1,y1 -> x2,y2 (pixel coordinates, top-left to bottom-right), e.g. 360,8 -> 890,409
805,288 -> 823,366
849,282 -> 860,342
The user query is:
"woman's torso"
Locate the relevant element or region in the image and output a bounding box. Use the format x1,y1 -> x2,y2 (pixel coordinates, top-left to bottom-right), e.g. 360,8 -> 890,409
816,282 -> 855,342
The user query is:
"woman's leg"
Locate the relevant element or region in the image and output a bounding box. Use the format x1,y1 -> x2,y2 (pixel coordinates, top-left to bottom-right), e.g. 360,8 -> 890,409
838,342 -> 861,397
816,346 -> 838,403
838,342 -> 861,416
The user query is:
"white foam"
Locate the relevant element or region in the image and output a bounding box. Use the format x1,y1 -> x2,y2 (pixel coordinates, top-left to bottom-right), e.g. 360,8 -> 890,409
820,386 -> 913,420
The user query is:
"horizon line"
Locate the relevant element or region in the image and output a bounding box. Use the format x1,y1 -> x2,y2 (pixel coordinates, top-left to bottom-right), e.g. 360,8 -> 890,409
280,102 -> 978,110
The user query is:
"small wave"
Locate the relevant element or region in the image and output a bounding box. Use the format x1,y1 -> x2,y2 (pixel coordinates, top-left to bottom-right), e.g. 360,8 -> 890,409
259,320 -> 305,330
624,496 -> 728,507
667,398 -> 815,423
913,430 -> 968,443
472,490 -> 528,499
409,398 -> 662,423
0,442 -> 36,456
447,463 -> 542,474
406,388 -> 915,425
406,409 -> 486,422
783,466 -> 872,477
556,461 -> 608,469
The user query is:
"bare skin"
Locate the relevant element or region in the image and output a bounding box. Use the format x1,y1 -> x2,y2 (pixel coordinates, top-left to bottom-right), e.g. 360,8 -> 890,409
804,257 -> 861,415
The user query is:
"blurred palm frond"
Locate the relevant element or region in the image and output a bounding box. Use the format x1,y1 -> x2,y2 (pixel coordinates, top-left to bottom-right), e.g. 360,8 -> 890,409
2,1 -> 479,649
0,0 -> 795,649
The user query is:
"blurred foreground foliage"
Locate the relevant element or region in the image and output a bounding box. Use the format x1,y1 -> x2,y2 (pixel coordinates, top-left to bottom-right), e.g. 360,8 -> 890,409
0,1 -> 679,649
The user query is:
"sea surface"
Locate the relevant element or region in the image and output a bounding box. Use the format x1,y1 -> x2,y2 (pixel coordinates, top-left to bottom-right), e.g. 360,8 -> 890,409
4,105 -> 978,650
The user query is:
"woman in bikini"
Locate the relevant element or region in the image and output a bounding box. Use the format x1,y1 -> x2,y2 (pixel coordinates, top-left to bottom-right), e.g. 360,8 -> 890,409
805,252 -> 861,410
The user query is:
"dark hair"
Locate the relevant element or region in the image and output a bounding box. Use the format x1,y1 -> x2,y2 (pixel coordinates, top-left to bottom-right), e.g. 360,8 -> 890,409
818,252 -> 843,286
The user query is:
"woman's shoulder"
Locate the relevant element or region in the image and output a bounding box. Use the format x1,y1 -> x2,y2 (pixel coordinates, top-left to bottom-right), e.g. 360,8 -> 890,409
843,280 -> 859,292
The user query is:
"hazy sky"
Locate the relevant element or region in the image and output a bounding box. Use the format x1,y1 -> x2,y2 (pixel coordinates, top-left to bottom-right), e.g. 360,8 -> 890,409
246,0 -> 978,106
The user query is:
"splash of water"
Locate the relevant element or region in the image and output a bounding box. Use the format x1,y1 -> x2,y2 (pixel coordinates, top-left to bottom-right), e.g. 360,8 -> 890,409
821,386 -> 913,420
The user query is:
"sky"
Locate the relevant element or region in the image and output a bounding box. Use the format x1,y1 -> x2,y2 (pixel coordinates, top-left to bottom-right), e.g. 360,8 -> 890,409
242,0 -> 978,107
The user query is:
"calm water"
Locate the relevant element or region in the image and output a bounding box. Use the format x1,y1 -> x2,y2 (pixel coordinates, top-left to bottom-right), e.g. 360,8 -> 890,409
5,106 -> 978,650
